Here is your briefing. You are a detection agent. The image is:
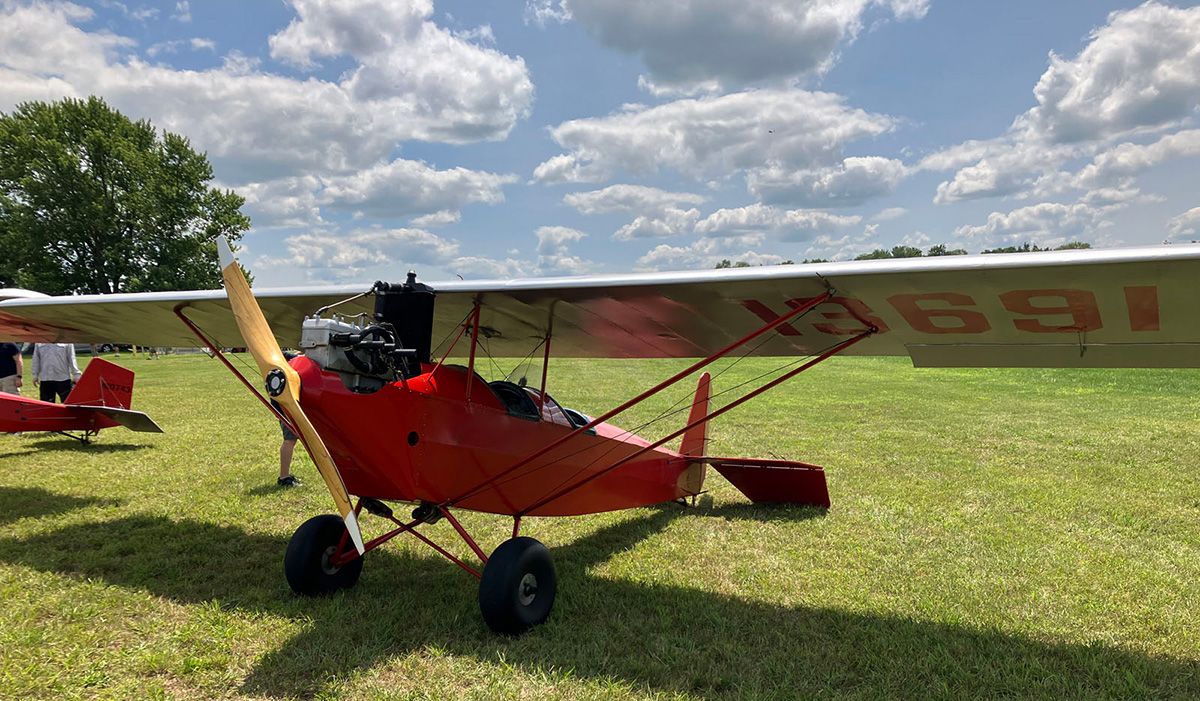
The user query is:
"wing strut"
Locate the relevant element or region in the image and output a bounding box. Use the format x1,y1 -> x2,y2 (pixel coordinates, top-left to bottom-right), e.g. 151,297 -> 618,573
445,289 -> 842,508
518,328 -> 874,515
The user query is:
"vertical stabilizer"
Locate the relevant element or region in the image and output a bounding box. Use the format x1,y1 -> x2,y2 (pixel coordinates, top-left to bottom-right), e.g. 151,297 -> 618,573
66,358 -> 135,409
677,372 -> 711,495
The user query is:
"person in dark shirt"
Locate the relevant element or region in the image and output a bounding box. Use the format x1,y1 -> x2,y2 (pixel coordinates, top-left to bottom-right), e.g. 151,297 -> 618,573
0,342 -> 21,395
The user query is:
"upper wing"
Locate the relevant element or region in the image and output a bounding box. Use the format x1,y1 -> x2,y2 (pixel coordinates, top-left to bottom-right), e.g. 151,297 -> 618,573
1,244 -> 1198,367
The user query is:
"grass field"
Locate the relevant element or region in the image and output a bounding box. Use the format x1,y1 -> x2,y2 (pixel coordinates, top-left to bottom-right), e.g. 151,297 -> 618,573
1,353 -> 1198,700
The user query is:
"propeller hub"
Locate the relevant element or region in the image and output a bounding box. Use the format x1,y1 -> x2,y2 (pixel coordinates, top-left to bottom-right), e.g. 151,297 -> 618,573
265,368 -> 287,397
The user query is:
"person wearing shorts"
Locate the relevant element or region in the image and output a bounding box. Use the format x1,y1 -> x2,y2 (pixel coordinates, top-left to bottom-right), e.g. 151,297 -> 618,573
272,398 -> 301,488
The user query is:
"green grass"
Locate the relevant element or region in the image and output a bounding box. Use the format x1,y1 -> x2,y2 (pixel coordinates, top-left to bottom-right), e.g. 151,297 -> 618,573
1,353 -> 1198,700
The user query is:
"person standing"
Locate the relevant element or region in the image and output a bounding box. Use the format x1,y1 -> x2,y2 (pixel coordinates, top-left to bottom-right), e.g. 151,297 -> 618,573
31,342 -> 81,403
0,342 -> 21,395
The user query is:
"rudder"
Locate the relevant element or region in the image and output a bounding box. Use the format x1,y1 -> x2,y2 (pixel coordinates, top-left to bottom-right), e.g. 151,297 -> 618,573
66,358 -> 135,409
677,372 -> 711,496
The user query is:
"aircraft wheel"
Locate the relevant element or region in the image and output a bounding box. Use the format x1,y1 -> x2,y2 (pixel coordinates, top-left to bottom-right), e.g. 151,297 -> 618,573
478,536 -> 556,635
284,514 -> 363,596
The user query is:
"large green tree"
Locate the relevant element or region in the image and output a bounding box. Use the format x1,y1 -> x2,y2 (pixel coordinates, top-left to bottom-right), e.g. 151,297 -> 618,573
0,96 -> 248,294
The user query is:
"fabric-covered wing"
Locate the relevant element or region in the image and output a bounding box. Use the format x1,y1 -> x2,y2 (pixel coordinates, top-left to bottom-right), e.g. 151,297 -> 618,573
1,244 -> 1198,367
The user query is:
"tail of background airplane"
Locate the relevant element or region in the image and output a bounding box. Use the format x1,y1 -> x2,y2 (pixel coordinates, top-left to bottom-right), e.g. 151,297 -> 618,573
66,358 -> 134,409
679,371 -> 831,508
677,372 -> 710,496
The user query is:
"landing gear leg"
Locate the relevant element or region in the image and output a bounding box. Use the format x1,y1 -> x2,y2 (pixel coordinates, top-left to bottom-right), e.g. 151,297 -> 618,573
478,537 -> 556,635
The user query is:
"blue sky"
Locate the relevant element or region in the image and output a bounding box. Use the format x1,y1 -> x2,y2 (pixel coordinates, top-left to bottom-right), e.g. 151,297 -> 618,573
2,0 -> 1199,286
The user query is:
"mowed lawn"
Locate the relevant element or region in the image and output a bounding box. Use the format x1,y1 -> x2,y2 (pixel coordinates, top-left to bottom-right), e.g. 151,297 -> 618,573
1,353 -> 1198,700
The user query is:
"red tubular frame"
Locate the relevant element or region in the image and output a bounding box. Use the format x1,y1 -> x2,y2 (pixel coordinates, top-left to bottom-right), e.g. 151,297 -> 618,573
519,328 -> 874,514
445,290 -> 835,507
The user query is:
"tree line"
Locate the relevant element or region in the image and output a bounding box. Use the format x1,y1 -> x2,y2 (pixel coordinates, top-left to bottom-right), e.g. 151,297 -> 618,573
714,241 -> 1092,268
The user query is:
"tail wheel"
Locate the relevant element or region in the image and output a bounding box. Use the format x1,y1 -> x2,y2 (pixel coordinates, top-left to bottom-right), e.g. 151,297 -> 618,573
284,514 -> 364,596
478,536 -> 556,635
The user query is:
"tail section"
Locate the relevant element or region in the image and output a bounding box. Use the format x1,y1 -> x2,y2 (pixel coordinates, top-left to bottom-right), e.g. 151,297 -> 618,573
677,372 -> 711,496
66,358 -> 135,409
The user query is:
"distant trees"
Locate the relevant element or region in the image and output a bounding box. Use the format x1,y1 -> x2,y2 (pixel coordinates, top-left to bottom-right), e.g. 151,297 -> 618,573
981,241 -> 1092,254
853,244 -> 966,260
0,96 -> 249,294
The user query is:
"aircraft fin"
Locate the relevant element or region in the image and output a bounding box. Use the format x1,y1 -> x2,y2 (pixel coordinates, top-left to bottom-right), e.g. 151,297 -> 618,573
677,372 -> 710,496
66,358 -> 134,409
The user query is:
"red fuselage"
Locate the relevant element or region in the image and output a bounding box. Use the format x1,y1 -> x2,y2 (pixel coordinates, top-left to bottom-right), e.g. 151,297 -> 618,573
0,393 -> 122,434
292,356 -> 694,516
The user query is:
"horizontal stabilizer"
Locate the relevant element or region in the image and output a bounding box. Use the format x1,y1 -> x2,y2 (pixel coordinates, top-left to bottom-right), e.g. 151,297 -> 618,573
76,406 -> 163,433
705,457 -> 829,508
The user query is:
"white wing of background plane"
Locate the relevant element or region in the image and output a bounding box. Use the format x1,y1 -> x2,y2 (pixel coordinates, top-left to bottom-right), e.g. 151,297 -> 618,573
1,244 -> 1199,367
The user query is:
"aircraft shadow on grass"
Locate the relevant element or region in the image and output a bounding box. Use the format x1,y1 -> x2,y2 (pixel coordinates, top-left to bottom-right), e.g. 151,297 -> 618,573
0,485 -> 121,526
0,436 -> 149,460
0,502 -> 1194,699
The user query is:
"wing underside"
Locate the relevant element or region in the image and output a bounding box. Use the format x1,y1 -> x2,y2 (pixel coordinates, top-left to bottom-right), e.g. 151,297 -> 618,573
1,244 -> 1198,367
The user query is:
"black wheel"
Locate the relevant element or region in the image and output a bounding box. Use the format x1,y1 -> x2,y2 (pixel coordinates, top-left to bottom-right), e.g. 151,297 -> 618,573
284,514 -> 363,596
478,536 -> 556,635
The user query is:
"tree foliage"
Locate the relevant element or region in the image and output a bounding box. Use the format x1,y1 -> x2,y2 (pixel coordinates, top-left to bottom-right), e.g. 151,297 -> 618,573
981,241 -> 1092,254
0,97 -> 249,294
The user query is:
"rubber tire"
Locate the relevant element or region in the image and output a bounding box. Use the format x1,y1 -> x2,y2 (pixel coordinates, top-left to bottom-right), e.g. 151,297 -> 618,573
284,514 -> 364,596
478,536 -> 556,635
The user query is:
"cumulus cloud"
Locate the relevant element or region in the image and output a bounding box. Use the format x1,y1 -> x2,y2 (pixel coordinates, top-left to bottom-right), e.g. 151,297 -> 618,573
317,159 -> 516,217
534,226 -> 592,274
564,185 -> 706,240
926,3 -> 1200,205
748,156 -> 908,207
634,235 -> 785,271
694,203 -> 861,240
559,0 -> 928,93
952,197 -> 1129,249
534,89 -> 894,184
410,210 -> 461,227
1167,207 -> 1200,241
260,227 -> 462,281
0,1 -> 534,182
563,184 -> 705,214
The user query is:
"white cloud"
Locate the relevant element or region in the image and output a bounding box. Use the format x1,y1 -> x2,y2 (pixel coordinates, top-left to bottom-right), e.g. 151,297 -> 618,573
634,235 -> 785,271
1024,2 -> 1200,144
316,159 -> 516,217
238,176 -> 324,228
872,206 -> 907,221
612,208 -> 701,240
694,203 -> 860,240
1167,207 -> 1200,241
564,185 -> 707,240
927,3 -> 1200,205
952,197 -> 1128,249
563,184 -> 706,214
534,226 -> 592,274
172,1 -> 191,22
410,210 -> 461,227
534,89 -> 894,184
562,0 -> 928,93
146,37 -> 216,58
0,1 -> 534,183
748,156 -> 908,207
524,0 -> 571,26
802,226 -> 883,260
260,227 -> 462,281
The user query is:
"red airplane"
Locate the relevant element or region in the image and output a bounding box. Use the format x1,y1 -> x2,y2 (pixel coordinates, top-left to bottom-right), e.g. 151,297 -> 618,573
0,240 -> 1197,634
0,357 -> 162,442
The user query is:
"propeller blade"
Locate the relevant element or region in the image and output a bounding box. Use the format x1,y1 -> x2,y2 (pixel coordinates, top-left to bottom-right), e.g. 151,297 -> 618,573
216,236 -> 365,554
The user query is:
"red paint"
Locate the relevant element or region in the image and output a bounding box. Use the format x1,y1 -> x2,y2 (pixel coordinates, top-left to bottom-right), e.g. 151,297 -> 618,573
887,293 -> 991,334
740,299 -> 803,336
1000,289 -> 1103,333
0,359 -> 135,436
794,297 -> 889,335
1124,286 -> 1160,331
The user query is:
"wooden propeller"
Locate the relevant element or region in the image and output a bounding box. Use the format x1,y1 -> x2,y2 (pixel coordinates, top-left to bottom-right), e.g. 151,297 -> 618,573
217,236 -> 365,555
